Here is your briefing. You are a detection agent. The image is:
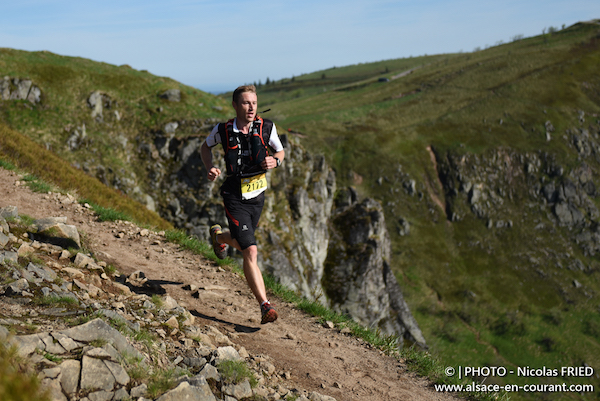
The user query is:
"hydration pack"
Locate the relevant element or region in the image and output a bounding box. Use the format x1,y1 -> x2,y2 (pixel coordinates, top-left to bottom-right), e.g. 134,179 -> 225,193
218,116 -> 272,177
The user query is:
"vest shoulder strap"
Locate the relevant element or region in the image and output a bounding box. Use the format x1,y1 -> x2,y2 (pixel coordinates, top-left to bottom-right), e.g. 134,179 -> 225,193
255,117 -> 273,147
217,119 -> 236,151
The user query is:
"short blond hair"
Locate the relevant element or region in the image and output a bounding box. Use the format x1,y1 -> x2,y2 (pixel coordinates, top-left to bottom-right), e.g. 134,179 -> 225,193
232,85 -> 257,104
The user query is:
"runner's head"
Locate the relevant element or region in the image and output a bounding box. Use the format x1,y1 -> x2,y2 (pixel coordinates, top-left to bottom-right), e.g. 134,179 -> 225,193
232,85 -> 257,105
232,85 -> 257,126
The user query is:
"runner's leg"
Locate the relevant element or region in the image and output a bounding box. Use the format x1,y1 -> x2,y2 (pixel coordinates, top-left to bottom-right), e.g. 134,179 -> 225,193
216,232 -> 268,304
220,193 -> 270,307
241,245 -> 267,305
216,230 -> 242,252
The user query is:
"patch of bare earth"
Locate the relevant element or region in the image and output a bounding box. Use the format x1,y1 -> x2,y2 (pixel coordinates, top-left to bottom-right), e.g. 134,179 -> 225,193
0,167 -> 458,401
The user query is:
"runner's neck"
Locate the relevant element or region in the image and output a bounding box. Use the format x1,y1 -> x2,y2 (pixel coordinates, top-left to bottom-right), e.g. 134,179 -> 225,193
235,118 -> 252,134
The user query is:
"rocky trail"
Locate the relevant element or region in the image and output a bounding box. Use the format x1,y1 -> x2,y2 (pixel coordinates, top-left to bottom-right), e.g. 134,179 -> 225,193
0,166 -> 456,401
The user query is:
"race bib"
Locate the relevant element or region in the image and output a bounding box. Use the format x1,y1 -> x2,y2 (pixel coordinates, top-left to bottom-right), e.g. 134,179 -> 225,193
241,173 -> 267,200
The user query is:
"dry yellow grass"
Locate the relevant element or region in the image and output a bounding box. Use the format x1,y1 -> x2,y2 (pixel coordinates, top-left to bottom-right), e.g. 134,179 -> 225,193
0,123 -> 172,230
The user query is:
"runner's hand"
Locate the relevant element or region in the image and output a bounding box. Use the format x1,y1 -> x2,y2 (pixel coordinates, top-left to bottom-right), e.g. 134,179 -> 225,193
207,166 -> 221,181
262,156 -> 277,170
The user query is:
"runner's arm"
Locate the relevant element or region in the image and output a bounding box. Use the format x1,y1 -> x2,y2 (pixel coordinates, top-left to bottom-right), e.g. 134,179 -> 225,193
200,141 -> 221,181
263,124 -> 285,169
201,125 -> 222,181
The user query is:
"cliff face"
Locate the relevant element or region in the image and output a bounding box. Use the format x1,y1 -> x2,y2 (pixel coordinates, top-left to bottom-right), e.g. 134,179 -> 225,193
261,140 -> 336,301
323,198 -> 426,346
428,118 -> 600,310
260,139 -> 426,346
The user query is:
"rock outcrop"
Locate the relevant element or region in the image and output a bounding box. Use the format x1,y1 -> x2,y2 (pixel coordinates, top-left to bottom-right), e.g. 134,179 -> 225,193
324,198 -> 426,347
0,76 -> 42,103
427,118 -> 600,306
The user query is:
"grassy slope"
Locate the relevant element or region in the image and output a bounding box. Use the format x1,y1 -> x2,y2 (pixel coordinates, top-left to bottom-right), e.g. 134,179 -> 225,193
260,22 -> 600,400
0,123 -> 171,229
267,23 -> 599,178
0,47 -> 229,201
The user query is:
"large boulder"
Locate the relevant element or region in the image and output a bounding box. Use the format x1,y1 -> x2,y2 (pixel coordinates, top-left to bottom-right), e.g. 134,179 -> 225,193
33,217 -> 81,248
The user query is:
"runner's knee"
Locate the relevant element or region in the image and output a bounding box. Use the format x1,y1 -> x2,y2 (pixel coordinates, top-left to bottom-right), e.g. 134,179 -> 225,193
242,245 -> 258,259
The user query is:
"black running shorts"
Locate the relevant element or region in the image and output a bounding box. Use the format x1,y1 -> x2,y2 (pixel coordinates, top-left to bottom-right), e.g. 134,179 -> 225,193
222,190 -> 265,250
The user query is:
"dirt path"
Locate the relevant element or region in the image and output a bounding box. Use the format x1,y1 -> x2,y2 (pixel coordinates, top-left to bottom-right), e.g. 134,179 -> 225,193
0,167 -> 457,401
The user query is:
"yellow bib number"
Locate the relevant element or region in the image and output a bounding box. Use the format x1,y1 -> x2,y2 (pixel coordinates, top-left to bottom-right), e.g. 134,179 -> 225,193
241,173 -> 267,200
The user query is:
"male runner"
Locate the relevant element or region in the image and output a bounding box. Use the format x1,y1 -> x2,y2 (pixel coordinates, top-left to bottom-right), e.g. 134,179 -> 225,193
200,85 -> 284,324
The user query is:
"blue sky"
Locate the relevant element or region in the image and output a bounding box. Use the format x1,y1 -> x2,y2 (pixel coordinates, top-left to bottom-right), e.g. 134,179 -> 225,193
1,1 -> 599,94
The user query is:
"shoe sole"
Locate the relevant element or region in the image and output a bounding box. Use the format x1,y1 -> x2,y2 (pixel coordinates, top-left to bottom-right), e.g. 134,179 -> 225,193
261,309 -> 278,324
210,226 -> 227,259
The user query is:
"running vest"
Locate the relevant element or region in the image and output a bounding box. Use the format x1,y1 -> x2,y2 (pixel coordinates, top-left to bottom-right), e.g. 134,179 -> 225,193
218,116 -> 273,177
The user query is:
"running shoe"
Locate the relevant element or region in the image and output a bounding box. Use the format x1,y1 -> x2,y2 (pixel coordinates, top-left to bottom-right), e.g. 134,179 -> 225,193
210,224 -> 227,259
260,301 -> 278,324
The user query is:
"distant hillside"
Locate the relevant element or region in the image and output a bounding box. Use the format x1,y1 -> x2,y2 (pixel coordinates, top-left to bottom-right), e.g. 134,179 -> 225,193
260,21 -> 600,400
1,20 -> 600,401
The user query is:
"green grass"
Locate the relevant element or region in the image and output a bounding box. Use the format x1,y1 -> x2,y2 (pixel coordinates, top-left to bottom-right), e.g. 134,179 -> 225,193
21,174 -> 53,193
42,352 -> 63,364
217,360 -> 257,387
90,203 -> 131,222
146,368 -> 178,399
103,263 -> 117,276
16,214 -> 35,227
34,295 -> 78,306
165,229 -> 234,266
89,338 -> 108,348
150,294 -> 163,309
0,158 -> 17,170
17,251 -> 45,267
132,328 -> 157,349
123,354 -> 148,383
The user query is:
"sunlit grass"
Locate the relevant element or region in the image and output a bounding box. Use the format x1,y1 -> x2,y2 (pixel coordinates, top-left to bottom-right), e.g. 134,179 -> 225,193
0,124 -> 171,230
21,174 -> 53,193
217,360 -> 257,387
165,229 -> 233,266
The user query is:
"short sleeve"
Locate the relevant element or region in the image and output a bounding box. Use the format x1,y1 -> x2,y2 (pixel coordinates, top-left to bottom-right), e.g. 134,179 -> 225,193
268,124 -> 284,152
205,124 -> 221,147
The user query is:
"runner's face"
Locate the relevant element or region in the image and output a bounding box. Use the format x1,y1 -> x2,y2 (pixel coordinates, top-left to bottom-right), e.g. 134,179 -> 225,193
233,92 -> 257,125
